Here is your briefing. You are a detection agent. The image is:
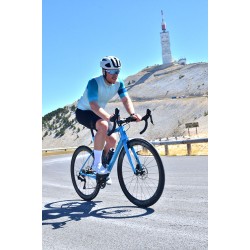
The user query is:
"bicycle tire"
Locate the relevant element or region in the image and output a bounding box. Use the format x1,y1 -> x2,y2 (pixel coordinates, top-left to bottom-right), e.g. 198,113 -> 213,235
70,146 -> 100,200
117,138 -> 165,207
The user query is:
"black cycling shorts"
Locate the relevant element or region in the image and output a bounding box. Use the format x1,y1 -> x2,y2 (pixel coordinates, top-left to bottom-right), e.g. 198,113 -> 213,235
75,108 -> 113,133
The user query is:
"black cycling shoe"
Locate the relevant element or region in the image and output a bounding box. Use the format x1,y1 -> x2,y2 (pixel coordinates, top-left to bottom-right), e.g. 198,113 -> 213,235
96,173 -> 110,189
96,173 -> 109,182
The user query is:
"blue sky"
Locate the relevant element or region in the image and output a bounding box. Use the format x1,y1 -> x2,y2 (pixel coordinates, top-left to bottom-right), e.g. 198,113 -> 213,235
42,0 -> 207,116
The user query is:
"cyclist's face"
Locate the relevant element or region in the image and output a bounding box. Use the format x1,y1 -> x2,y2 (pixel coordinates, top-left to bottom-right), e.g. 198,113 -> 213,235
105,71 -> 119,84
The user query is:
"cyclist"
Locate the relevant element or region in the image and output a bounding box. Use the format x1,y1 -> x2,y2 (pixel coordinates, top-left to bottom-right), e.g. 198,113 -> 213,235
75,56 -> 141,182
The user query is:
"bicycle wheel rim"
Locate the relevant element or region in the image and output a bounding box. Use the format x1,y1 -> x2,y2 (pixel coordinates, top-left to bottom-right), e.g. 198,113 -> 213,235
71,146 -> 100,200
118,139 -> 165,207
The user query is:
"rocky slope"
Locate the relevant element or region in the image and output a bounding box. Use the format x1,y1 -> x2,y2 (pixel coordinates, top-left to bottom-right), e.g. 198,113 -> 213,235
42,62 -> 208,149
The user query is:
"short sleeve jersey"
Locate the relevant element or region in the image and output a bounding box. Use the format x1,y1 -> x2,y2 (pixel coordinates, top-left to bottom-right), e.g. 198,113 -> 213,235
77,75 -> 128,110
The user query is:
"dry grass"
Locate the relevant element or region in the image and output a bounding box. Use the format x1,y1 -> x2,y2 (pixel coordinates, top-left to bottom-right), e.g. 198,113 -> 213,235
42,149 -> 75,157
42,143 -> 208,157
155,143 -> 208,156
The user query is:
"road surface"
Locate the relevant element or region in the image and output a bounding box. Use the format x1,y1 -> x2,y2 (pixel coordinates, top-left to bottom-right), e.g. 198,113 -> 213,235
42,154 -> 208,249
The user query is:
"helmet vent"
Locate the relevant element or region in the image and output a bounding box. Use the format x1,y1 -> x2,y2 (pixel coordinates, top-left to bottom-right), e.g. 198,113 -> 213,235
111,58 -> 120,68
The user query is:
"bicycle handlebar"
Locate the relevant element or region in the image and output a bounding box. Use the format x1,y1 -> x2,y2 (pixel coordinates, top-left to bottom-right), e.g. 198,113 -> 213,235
107,108 -> 154,136
139,109 -> 154,134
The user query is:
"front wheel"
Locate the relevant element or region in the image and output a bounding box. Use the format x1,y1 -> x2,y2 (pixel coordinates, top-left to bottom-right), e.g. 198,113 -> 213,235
117,138 -> 165,207
71,146 -> 100,201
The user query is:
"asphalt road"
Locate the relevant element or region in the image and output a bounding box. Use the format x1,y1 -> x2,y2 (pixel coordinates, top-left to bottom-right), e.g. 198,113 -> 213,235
42,154 -> 208,250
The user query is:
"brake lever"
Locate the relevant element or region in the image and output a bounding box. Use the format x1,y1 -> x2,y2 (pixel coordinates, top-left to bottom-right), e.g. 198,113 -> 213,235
146,109 -> 154,125
108,108 -> 120,136
139,109 -> 153,134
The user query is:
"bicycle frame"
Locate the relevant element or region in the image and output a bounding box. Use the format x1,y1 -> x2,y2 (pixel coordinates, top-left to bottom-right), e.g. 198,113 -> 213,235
106,124 -> 142,174
80,124 -> 142,179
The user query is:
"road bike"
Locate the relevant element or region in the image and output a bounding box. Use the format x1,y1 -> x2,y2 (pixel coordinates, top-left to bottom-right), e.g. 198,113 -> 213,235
70,108 -> 165,207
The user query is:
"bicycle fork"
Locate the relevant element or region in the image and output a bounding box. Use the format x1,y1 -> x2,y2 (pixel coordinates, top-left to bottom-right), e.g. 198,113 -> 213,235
124,140 -> 143,174
117,125 -> 143,174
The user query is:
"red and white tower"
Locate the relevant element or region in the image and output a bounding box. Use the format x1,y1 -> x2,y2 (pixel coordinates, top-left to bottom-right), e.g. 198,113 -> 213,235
160,10 -> 172,64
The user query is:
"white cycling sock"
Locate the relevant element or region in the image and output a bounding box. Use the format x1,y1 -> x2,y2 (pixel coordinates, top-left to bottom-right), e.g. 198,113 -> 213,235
93,150 -> 103,166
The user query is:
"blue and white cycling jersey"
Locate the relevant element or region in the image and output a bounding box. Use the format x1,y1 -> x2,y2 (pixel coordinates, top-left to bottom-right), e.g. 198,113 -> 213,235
77,75 -> 128,111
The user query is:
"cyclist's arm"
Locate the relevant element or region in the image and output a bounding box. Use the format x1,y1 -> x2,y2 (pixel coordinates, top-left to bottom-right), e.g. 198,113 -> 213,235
121,95 -> 135,115
121,96 -> 142,122
118,80 -> 136,116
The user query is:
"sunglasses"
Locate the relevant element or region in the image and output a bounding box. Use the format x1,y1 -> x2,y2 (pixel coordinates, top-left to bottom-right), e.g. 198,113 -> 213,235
105,69 -> 120,75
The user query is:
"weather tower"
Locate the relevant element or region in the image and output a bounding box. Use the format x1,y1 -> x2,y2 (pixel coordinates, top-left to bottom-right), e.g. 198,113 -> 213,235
160,10 -> 172,64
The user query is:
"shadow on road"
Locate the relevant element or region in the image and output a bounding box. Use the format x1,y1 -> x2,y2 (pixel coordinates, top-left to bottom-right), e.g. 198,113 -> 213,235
42,199 -> 154,229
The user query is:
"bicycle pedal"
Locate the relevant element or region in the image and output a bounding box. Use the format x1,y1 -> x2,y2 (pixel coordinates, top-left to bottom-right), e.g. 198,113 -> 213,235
96,173 -> 109,183
82,168 -> 95,174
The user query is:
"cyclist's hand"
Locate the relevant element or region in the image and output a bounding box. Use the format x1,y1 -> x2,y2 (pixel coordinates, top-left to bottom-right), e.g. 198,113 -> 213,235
131,113 -> 142,122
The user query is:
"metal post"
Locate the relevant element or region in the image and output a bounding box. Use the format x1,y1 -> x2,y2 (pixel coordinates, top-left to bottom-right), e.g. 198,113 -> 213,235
187,143 -> 191,155
164,145 -> 169,155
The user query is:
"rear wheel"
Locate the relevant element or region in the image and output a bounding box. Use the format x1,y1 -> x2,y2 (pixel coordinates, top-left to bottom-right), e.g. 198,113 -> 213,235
117,139 -> 165,207
71,146 -> 100,200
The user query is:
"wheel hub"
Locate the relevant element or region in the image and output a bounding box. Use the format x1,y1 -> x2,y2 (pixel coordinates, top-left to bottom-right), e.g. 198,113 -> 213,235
135,164 -> 148,179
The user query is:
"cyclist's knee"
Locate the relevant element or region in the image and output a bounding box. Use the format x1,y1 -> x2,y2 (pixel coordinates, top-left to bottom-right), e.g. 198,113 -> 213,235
96,119 -> 109,133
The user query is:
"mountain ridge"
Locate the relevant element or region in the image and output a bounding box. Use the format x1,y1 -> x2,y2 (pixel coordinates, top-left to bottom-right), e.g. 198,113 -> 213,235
42,62 -> 208,149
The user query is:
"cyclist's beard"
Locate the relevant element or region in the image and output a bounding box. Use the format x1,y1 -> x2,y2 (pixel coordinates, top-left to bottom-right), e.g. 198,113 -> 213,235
109,76 -> 118,84
104,74 -> 117,85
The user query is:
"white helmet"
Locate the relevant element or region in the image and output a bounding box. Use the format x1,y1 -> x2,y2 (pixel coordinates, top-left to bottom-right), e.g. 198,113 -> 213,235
100,56 -> 121,70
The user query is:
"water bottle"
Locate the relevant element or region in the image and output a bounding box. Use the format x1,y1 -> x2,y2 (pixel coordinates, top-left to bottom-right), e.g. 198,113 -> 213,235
106,148 -> 115,164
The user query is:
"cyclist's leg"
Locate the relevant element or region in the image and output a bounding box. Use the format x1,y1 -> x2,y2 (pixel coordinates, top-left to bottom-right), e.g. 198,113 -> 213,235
75,108 -> 113,174
75,109 -> 105,170
93,120 -> 113,175
95,119 -> 117,158
94,119 -> 109,150
103,133 -> 117,157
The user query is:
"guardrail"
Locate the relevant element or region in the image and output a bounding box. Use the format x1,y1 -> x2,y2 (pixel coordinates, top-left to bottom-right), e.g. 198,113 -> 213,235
42,138 -> 208,156
150,137 -> 208,155
42,146 -> 77,153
